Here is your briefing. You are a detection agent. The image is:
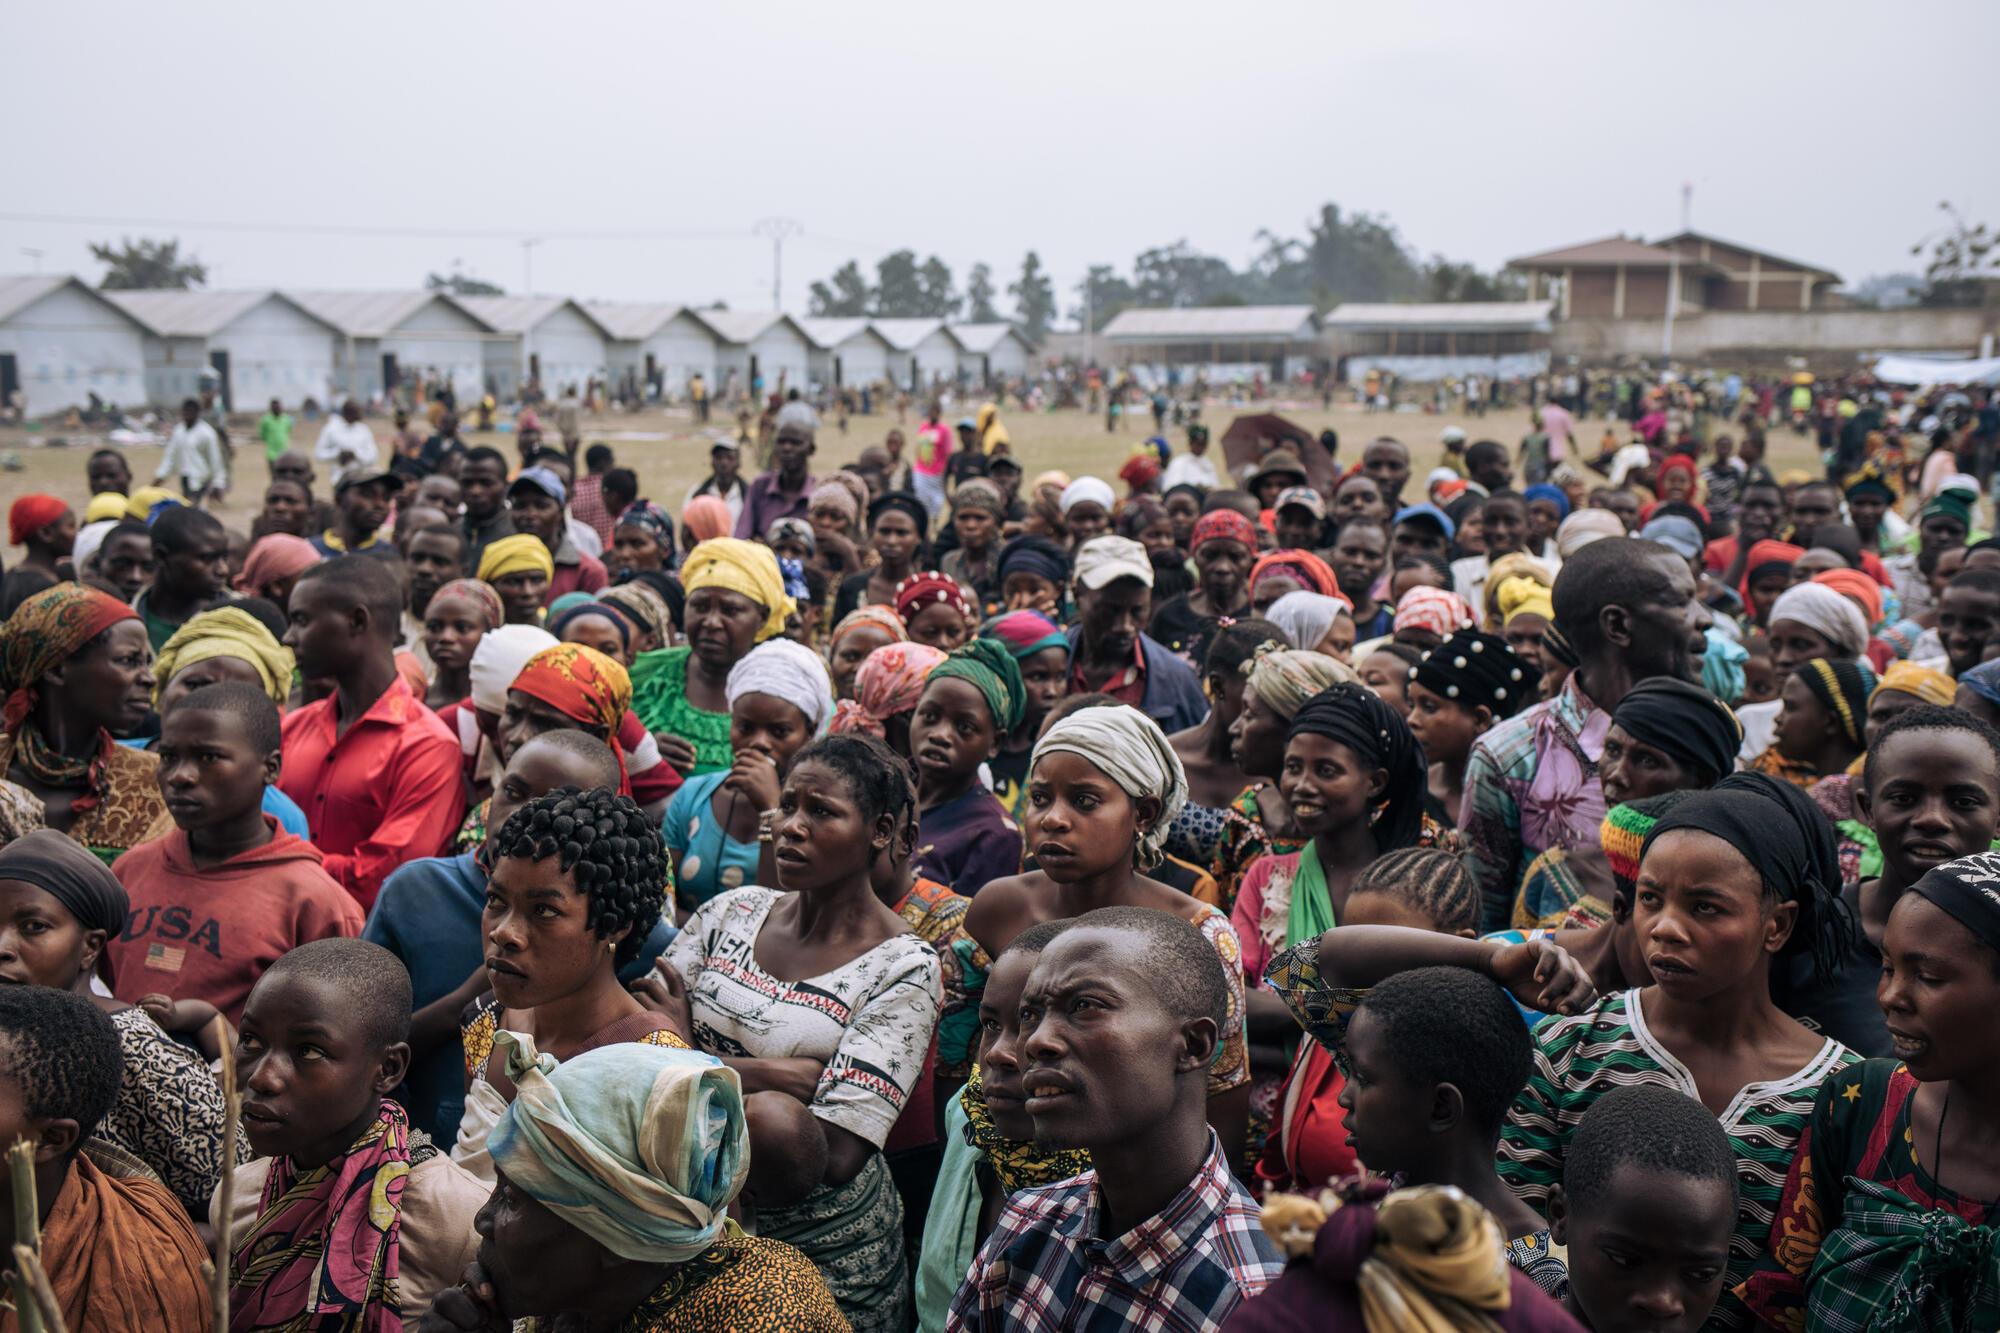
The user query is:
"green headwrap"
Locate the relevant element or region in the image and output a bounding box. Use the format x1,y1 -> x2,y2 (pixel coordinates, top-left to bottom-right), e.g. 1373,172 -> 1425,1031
929,636 -> 1026,733
1921,489 -> 1975,533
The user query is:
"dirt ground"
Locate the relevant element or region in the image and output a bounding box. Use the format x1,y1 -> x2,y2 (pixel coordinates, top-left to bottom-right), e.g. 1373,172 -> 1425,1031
0,397 -> 1829,531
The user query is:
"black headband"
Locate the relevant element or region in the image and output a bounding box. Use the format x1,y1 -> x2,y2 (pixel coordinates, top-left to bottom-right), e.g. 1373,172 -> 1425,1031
1910,852 -> 2000,958
1611,677 -> 1742,782
1287,683 -> 1426,853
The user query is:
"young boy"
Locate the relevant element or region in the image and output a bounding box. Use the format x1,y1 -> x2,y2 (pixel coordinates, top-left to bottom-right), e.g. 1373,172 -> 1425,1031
222,938 -> 487,1324
910,639 -> 1026,896
0,986 -> 212,1332
109,681 -> 364,1028
1548,1085 -> 1737,1333
946,906 -> 1283,1330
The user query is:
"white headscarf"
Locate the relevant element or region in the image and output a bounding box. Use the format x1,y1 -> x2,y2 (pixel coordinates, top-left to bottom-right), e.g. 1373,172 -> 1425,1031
1059,476 -> 1115,515
725,637 -> 835,737
1768,582 -> 1869,662
471,625 -> 560,713
71,519 -> 119,577
1030,704 -> 1187,869
1556,508 -> 1626,559
1267,591 -> 1351,654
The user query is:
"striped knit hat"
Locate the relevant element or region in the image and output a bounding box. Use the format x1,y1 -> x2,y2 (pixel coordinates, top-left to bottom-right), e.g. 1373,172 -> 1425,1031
1600,790 -> 1701,901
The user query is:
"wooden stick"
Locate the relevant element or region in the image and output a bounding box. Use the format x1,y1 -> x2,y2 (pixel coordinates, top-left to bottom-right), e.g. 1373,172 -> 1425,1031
207,1015 -> 239,1333
7,1139 -> 42,1333
10,1246 -> 65,1333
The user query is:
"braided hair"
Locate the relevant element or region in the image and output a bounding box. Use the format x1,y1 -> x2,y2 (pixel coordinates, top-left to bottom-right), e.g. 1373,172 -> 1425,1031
787,733 -> 916,837
490,786 -> 668,966
1351,848 -> 1478,935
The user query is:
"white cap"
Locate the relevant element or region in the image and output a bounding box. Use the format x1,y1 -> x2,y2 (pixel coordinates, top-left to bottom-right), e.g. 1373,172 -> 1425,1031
470,625 -> 560,714
1073,535 -> 1154,591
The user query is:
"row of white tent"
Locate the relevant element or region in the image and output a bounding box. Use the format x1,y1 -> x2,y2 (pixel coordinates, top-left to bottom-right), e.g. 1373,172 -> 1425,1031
0,275 -> 1041,418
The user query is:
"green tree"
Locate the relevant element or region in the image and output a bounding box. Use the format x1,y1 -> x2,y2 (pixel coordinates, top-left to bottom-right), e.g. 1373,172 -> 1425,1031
1010,251 -> 1057,340
874,250 -> 925,316
966,263 -> 1001,322
918,255 -> 960,318
1915,203 -> 1998,308
808,260 -> 873,316
90,237 -> 207,290
1070,264 -> 1137,332
1132,240 -> 1241,308
425,271 -> 505,296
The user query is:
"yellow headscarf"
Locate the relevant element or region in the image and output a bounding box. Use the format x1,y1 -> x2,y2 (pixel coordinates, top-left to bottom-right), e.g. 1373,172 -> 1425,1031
152,607 -> 296,707
477,533 -> 556,584
84,493 -> 128,524
975,401 -> 1005,454
680,537 -> 792,642
1495,575 -> 1555,627
1872,660 -> 1956,709
124,486 -> 184,520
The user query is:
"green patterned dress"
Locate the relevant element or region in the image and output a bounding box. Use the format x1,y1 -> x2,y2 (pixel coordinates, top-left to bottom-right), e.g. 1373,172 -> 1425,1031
1497,987 -> 1858,1332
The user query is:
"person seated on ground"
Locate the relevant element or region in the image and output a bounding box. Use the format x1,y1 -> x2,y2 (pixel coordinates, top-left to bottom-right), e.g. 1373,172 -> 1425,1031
224,939 -> 486,1325
1405,628 -> 1538,827
1170,618 -> 1287,814
913,920 -> 1079,1332
827,607 -> 906,702
146,604 -> 311,835
1072,534 -> 1210,733
475,532 -> 555,626
656,734 -> 941,1333
966,702 -> 1254,1154
495,641 -> 679,825
109,682 -> 360,1037
0,582 -> 172,860
663,637 -> 830,913
830,639 -> 946,755
135,505 -> 234,652
1788,704 -> 2000,1062
1516,676 -> 1742,929
632,536 -> 791,776
1150,509 -> 1257,667
1743,848 -> 2000,1332
420,1039 -> 846,1333
894,570 -> 976,653
0,829 -> 235,1216
979,609 -> 1071,817
910,637 -> 1025,896
1254,849 -> 1479,1198
946,906 -> 1284,1331
1496,773 -> 1861,1331
280,555 -> 465,909
0,986 -> 211,1333
455,786 -> 680,1176
1212,648 -> 1356,911
368,731 -> 673,1143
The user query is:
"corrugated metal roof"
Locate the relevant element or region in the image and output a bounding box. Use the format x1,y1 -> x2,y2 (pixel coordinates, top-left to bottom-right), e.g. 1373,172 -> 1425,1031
0,274 -> 159,332
693,310 -> 791,344
949,322 -> 1030,353
287,290 -> 495,337
1098,305 -> 1319,340
457,296 -> 613,339
105,289 -> 338,338
1324,301 -> 1555,332
798,318 -> 885,350
1507,236 -> 1687,269
583,301 -> 689,341
1655,231 -> 1841,283
871,318 -> 963,350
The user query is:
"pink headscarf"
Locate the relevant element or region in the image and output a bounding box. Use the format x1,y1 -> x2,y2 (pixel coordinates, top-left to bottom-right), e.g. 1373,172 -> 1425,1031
681,496 -> 734,546
1393,586 -> 1476,639
829,642 -> 946,737
235,534 -> 320,594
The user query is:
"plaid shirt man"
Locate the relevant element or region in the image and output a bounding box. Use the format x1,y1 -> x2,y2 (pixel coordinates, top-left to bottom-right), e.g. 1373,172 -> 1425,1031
570,472 -> 615,550
1459,672 -> 1610,934
945,1132 -> 1282,1332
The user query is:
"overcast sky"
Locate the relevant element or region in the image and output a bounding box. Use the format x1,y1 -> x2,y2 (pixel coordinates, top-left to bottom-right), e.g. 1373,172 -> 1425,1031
7,0 -> 1990,321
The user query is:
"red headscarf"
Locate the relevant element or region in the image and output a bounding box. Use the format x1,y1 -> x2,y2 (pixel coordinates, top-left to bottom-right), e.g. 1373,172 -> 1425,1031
1192,509 -> 1259,555
1250,549 -> 1339,599
893,571 -> 973,628
1739,539 -> 1806,607
507,643 -> 634,793
0,583 -> 139,814
1813,568 -> 1883,628
8,494 -> 68,547
680,496 -> 734,546
235,534 -> 321,595
1118,452 -> 1162,492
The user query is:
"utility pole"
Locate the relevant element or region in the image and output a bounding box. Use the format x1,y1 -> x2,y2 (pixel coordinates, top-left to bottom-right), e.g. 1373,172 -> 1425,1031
521,238 -> 543,296
1084,278 -> 1094,369
1662,183 -> 1691,365
753,218 -> 802,312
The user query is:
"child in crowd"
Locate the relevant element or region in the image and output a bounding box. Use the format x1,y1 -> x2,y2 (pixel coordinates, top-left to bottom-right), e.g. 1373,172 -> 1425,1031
223,939 -> 487,1324
910,638 -> 1026,895
109,682 -> 363,1030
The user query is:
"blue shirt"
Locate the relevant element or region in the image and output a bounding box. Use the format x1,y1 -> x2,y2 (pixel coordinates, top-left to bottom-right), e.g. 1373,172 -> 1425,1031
663,771 -> 762,911
365,852 -> 677,1139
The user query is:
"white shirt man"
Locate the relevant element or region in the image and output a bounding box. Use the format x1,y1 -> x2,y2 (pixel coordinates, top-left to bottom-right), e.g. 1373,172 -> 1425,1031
1161,450 -> 1220,490
314,414 -> 381,476
158,415 -> 226,497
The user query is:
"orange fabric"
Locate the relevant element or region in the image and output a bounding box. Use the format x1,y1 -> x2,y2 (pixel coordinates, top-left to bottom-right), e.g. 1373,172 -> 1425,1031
1813,568 -> 1883,626
1250,548 -> 1339,599
508,643 -> 634,793
19,1156 -> 212,1333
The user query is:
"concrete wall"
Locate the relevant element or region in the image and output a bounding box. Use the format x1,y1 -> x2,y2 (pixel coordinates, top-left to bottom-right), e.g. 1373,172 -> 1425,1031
1554,306 -> 2000,365
213,299 -> 338,411
140,334 -> 210,408
639,313 -> 717,395
379,300 -> 489,401
814,335 -> 889,390
520,305 -> 608,398
0,284 -> 149,415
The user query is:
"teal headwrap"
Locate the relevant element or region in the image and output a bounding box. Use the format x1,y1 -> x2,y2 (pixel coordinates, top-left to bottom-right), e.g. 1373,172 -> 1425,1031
928,635 -> 1026,732
487,1031 -> 747,1264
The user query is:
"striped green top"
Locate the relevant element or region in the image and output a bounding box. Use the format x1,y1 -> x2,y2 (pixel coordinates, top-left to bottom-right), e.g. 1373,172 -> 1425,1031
1498,988 -> 1858,1333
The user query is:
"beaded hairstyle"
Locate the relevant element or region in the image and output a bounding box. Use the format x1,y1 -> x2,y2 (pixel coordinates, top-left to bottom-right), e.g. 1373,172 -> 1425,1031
490,785 -> 669,965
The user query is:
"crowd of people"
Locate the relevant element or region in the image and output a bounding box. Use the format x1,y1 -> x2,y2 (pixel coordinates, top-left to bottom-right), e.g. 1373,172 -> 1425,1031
0,375 -> 1997,1333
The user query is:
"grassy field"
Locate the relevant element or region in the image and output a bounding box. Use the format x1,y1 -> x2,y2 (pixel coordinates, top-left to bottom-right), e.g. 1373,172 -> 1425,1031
0,396 -> 1829,533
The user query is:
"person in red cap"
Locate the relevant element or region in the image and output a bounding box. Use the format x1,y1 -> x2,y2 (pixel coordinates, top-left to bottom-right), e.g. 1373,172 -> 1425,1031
9,494 -> 75,576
